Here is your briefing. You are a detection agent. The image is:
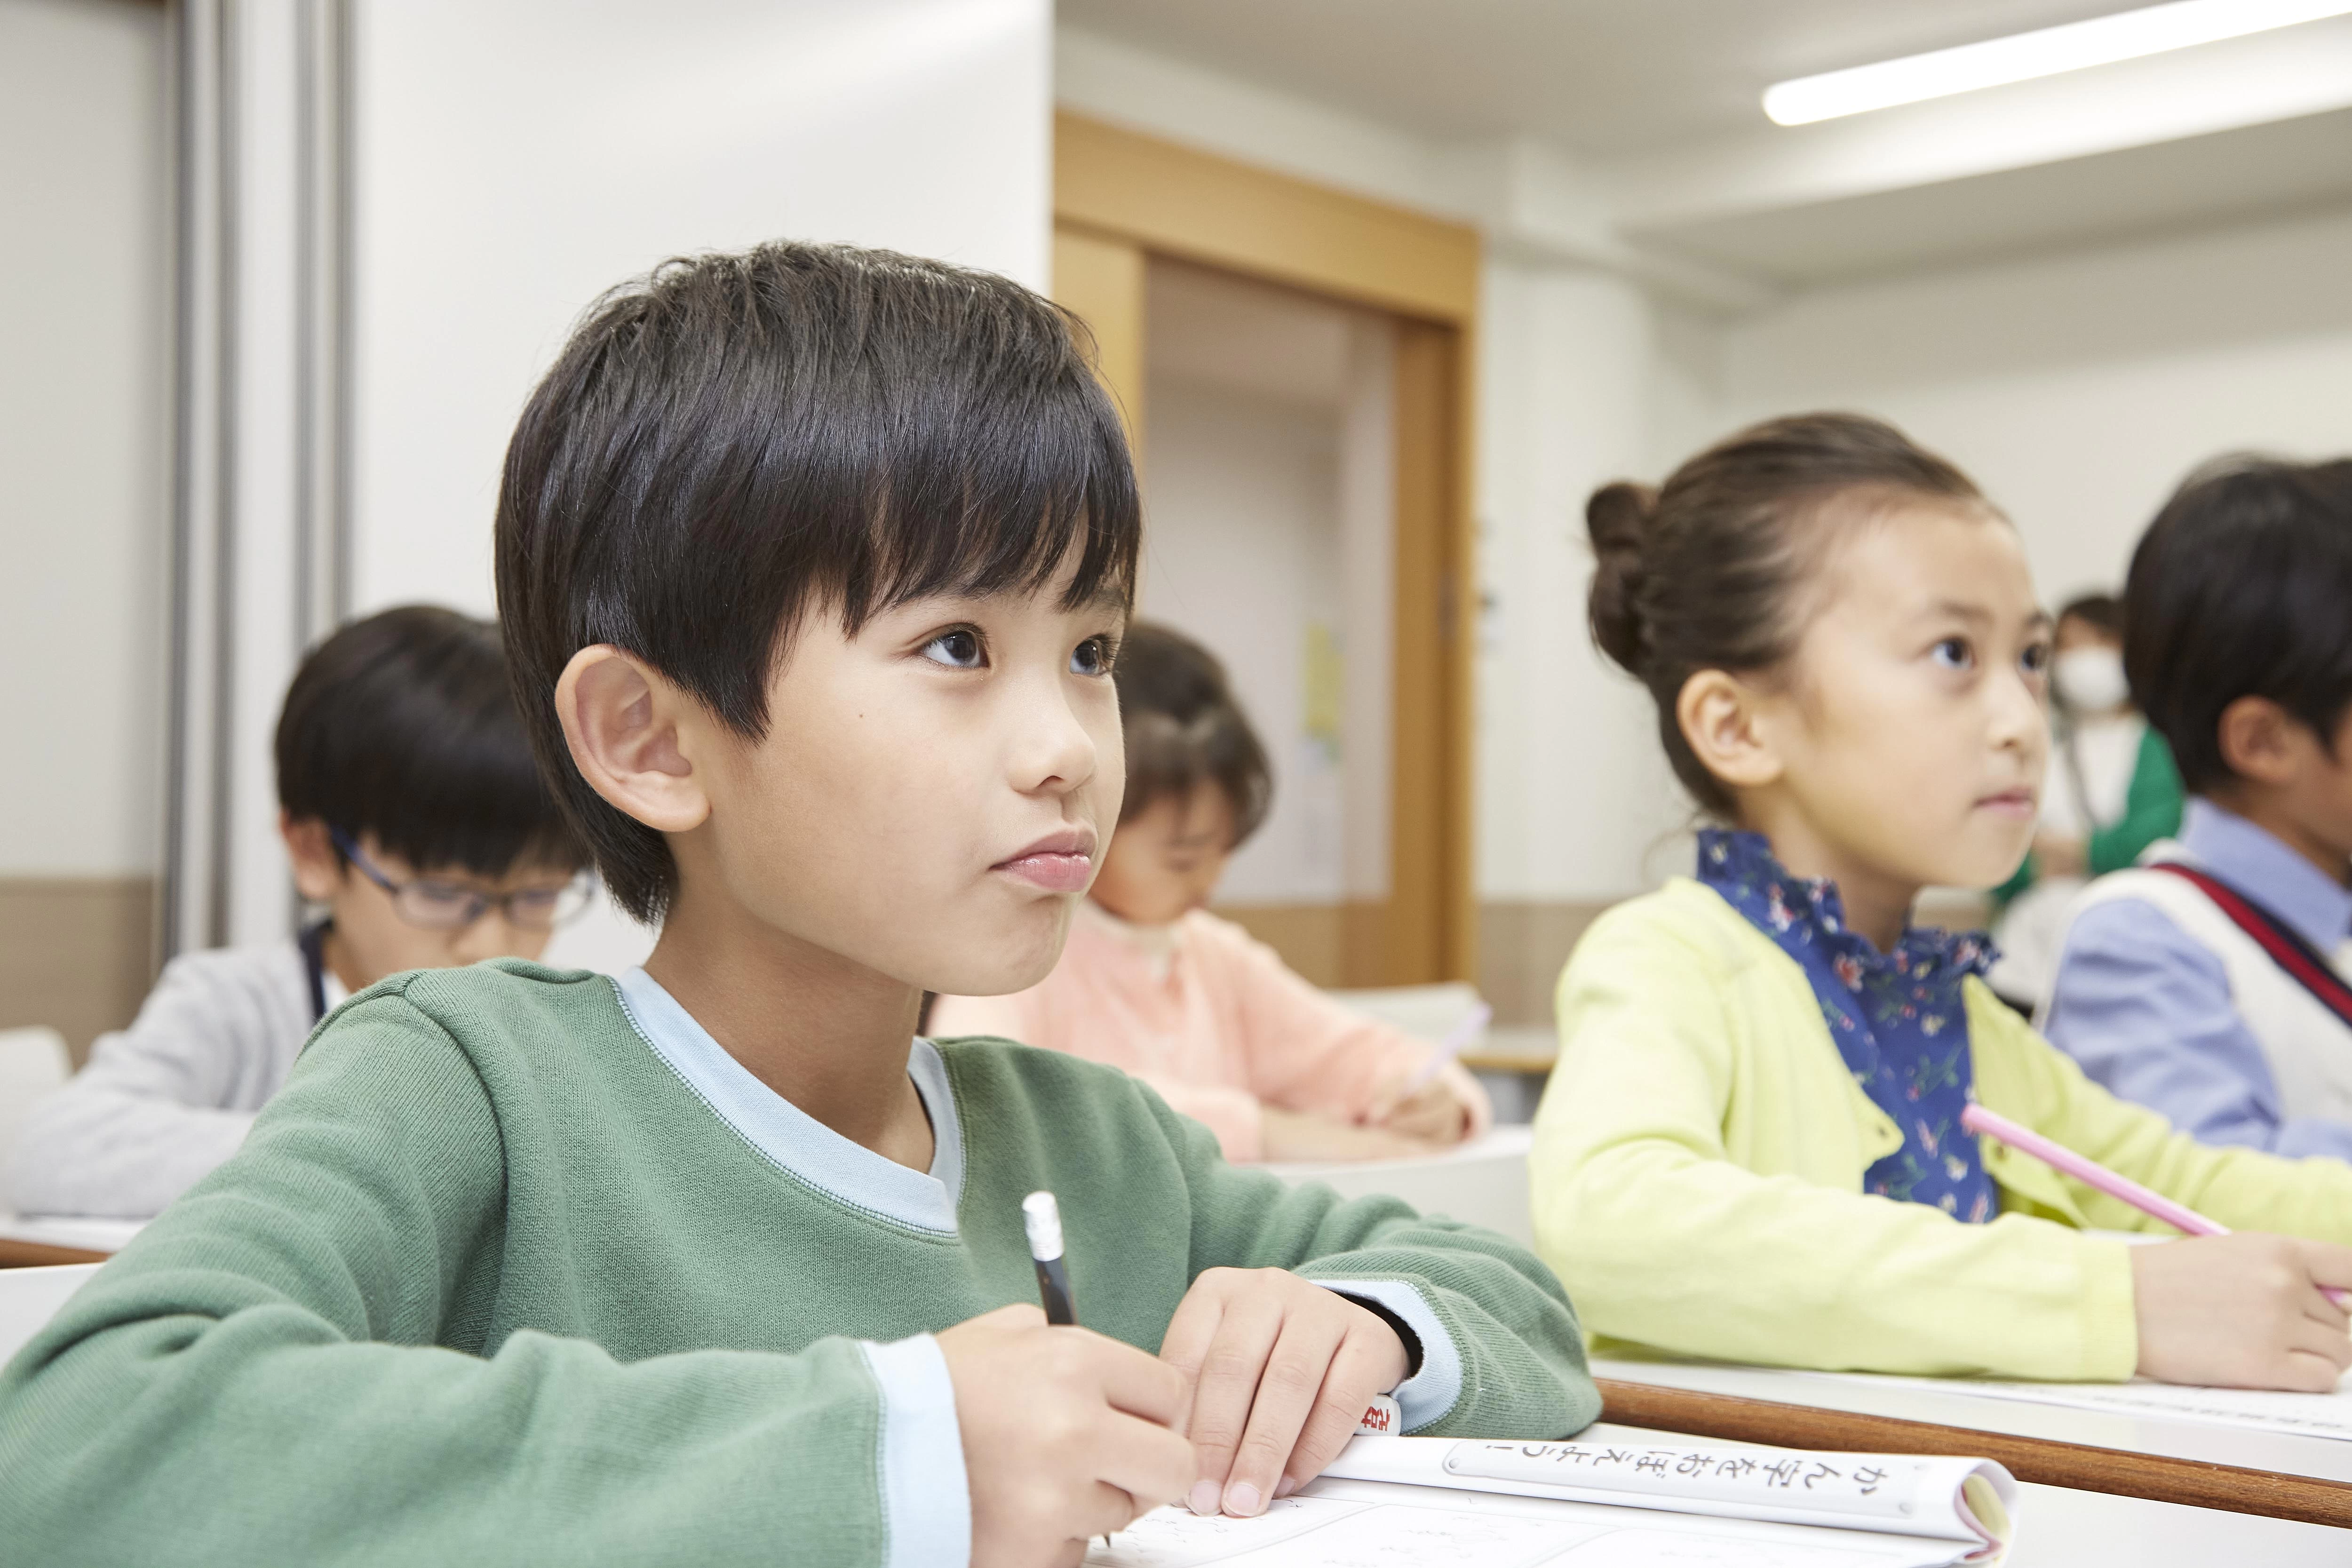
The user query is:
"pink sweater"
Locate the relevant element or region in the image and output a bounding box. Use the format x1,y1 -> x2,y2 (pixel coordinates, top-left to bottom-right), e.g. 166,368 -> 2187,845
928,902 -> 1493,1161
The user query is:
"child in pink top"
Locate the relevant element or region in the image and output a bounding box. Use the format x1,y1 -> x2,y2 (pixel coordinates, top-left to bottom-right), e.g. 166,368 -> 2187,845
930,623 -> 1492,1162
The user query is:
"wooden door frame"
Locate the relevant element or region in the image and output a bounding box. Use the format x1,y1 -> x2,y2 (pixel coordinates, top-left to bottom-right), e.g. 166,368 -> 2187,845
1051,111 -> 1479,985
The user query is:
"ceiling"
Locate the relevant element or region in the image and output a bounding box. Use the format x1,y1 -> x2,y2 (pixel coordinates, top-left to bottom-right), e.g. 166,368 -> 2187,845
1060,0 -> 2352,292
1057,0 -> 2130,158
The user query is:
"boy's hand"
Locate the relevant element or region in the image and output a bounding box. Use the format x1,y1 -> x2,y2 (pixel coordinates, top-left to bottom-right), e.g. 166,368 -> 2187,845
1159,1268 -> 1411,1519
2132,1234 -> 2352,1391
938,1304 -> 1195,1568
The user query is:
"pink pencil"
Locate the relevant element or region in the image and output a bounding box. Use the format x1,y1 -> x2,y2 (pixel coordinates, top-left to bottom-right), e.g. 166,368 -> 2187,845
1960,1100 -> 2350,1306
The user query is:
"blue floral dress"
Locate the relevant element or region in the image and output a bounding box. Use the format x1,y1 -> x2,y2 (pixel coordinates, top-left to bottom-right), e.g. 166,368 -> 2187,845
1697,830 -> 2000,1223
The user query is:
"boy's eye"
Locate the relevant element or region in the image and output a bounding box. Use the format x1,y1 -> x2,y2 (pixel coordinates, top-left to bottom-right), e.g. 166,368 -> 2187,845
2019,641 -> 2052,677
921,628 -> 986,669
1070,635 -> 1114,677
1930,637 -> 1974,671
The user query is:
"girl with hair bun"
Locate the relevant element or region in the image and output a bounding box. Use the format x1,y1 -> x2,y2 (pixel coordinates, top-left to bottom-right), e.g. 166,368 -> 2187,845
1532,412 -> 2352,1387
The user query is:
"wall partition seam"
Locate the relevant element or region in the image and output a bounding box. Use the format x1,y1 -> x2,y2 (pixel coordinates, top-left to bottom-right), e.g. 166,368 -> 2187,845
165,0 -> 350,959
164,0 -> 230,963
205,0 -> 240,955
160,0 -> 196,964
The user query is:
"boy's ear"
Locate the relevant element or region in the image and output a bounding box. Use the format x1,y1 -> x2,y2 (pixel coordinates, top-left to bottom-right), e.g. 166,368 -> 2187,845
1676,668 -> 1784,794
278,812 -> 346,902
2216,694 -> 2313,788
555,646 -> 712,834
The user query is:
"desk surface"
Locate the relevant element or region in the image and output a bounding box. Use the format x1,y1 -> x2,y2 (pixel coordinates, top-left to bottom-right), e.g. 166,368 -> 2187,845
1263,1126 -> 1534,1248
1594,1355 -> 2352,1487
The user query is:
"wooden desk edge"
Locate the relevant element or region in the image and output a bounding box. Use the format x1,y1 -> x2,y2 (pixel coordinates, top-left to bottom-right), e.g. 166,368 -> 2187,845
0,1238 -> 110,1269
1460,1049 -> 1557,1074
1596,1378 -> 2352,1530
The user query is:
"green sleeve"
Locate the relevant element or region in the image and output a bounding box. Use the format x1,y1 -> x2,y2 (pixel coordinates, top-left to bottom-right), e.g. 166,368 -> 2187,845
2087,727 -> 2185,876
1142,1092 -> 1599,1441
0,991 -> 893,1568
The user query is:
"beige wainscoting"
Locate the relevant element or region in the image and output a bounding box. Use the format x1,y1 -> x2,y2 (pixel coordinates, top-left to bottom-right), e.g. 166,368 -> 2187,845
0,877 -> 158,1067
1210,903 -> 1389,990
1475,900 -> 1619,1027
1215,898 -> 1620,1027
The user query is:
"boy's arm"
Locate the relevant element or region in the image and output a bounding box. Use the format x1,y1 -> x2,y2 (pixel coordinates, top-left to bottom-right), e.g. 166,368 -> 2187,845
1138,1089 -> 1595,1441
2086,728 -> 2185,876
1986,993 -> 2352,1241
2042,900 -> 2352,1163
1536,912 -> 2141,1382
6,954 -> 289,1218
0,992 -> 949,1568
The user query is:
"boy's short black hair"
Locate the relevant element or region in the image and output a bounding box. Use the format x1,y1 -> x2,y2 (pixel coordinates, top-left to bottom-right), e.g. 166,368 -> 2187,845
1114,621 -> 1271,848
275,605 -> 583,876
495,242 -> 1141,923
2125,455 -> 2352,795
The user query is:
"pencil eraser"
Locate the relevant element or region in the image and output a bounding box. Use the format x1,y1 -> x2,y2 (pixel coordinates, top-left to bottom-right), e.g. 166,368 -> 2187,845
1022,1190 -> 1064,1261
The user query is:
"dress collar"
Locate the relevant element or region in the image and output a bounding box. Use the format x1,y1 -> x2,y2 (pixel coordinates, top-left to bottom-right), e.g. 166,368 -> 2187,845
1696,829 -> 1996,987
2178,798 -> 2352,954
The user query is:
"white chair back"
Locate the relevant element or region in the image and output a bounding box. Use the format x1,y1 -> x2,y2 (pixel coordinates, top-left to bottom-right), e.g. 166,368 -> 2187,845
0,1262 -> 100,1365
0,1026 -> 70,1175
1328,981 -> 1487,1044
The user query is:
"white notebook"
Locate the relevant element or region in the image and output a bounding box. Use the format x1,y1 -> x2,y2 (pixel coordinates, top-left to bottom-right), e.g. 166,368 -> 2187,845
1802,1367 -> 2352,1442
1088,1434 -> 2018,1568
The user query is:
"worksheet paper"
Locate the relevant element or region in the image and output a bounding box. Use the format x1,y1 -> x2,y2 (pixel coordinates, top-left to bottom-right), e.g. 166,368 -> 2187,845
1803,1368 -> 2352,1443
1087,1437 -> 2016,1568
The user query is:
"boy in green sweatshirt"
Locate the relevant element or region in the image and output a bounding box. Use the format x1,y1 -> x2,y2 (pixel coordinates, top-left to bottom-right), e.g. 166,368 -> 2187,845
0,242 -> 1596,1567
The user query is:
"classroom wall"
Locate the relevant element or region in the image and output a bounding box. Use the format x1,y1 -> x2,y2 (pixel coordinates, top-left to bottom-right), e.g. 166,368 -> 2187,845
0,0 -> 170,1053
1058,30 -> 2352,1023
1716,208 -> 2352,610
349,0 -> 1055,618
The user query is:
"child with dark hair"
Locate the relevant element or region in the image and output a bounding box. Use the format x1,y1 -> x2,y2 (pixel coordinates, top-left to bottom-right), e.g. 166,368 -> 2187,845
1985,591 -> 2183,1007
1533,412 -> 2352,1387
0,243 -> 1592,1566
930,621 -> 1491,1162
7,604 -> 587,1219
2045,456 -> 2352,1161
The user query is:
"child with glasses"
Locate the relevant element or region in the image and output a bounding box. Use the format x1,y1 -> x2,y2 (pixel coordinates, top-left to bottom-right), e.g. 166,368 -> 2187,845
7,605 -> 588,1219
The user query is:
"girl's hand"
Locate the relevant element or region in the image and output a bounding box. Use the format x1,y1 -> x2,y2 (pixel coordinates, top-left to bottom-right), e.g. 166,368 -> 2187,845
1371,1078 -> 1474,1145
939,1304 -> 1195,1568
2131,1234 -> 2352,1390
1258,1106 -> 1442,1162
1159,1268 -> 1411,1519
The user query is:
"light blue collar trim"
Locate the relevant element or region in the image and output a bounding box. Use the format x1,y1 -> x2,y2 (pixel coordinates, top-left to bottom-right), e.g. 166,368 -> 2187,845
612,968 -> 964,1235
2180,798 -> 2352,952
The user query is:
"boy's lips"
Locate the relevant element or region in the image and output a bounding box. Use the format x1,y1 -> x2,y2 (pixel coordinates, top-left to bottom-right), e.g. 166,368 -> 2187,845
992,830 -> 1097,893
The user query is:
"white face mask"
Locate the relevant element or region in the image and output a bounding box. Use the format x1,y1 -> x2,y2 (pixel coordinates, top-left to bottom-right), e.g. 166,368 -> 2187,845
2054,646 -> 2130,714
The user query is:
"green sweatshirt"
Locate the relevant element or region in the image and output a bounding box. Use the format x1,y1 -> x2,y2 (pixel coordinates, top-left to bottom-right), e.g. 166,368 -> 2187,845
0,961 -> 1595,1567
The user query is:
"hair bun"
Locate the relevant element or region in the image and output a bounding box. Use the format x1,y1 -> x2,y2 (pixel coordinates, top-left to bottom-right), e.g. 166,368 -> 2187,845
1585,480 -> 1657,675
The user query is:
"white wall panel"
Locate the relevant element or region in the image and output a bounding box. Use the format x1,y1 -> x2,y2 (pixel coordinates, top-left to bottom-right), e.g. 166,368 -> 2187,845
0,0 -> 169,878
348,0 -> 1052,617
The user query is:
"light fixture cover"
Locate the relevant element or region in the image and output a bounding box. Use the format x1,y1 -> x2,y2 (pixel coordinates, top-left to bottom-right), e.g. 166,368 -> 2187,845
1764,0 -> 2352,125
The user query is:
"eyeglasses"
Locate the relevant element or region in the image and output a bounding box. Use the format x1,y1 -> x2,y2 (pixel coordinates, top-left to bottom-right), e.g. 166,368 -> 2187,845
329,828 -> 594,932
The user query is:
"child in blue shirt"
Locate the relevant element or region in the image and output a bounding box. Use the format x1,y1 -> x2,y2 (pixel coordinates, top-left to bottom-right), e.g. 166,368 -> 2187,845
2045,457 -> 2352,1158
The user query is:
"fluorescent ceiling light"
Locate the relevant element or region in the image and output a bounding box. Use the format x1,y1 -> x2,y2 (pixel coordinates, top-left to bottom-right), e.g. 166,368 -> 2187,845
1764,0 -> 2352,125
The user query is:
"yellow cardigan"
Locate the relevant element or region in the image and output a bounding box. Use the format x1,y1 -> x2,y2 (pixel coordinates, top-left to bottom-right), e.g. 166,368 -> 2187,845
1531,877 -> 2352,1381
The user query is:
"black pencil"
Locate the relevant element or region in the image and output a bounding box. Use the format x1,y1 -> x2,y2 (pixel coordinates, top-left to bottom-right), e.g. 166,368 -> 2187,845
1023,1190 -> 1079,1325
1023,1191 -> 1109,1552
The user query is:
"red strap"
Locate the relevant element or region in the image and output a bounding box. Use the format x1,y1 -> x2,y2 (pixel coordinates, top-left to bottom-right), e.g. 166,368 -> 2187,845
2147,861 -> 2352,1028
